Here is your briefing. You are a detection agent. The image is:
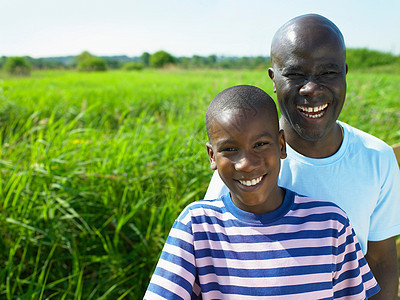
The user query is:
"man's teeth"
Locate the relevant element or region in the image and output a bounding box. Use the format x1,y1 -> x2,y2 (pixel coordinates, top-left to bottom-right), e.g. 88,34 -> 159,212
297,104 -> 328,118
239,176 -> 263,187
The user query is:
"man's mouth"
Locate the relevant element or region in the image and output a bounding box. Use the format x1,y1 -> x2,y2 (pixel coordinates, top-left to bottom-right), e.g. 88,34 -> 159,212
297,104 -> 328,119
238,175 -> 263,187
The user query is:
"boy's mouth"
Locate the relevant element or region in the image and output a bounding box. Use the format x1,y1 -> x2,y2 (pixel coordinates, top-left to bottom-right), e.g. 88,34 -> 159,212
238,175 -> 264,187
297,104 -> 328,119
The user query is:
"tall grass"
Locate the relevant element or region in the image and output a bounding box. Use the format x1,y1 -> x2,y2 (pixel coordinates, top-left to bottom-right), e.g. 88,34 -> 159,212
0,69 -> 399,299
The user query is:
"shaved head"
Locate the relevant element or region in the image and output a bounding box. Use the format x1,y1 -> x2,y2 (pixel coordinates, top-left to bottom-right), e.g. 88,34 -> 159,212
206,85 -> 278,143
271,14 -> 346,66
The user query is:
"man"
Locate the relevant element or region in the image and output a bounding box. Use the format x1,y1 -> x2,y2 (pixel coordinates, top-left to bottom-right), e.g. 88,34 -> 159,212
205,14 -> 400,299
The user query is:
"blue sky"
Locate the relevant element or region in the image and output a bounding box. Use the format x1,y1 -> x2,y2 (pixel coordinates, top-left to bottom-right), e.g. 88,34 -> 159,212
1,0 -> 399,58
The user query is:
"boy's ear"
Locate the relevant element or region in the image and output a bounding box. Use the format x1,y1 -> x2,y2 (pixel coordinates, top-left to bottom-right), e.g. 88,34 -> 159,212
268,68 -> 276,93
278,130 -> 287,159
206,142 -> 217,170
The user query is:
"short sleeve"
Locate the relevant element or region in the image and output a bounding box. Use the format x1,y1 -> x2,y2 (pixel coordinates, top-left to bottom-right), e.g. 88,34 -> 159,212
368,148 -> 400,241
333,218 -> 380,299
144,214 -> 199,300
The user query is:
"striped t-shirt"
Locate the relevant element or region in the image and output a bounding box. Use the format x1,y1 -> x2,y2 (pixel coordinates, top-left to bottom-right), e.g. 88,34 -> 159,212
144,189 -> 379,299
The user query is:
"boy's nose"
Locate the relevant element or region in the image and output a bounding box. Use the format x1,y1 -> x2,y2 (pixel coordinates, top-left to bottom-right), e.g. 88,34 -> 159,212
235,154 -> 259,173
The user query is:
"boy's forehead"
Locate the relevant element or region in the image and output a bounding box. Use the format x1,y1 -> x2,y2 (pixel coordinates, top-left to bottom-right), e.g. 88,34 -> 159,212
212,107 -> 276,134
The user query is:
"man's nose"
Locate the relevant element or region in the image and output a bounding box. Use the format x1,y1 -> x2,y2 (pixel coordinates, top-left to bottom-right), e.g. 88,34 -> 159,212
299,80 -> 324,98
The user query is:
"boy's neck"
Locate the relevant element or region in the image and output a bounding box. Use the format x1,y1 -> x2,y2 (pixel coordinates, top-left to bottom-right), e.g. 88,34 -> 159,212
231,186 -> 286,215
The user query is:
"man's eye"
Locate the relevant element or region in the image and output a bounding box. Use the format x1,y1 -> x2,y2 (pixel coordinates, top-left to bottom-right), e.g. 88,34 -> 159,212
286,73 -> 304,79
320,71 -> 337,78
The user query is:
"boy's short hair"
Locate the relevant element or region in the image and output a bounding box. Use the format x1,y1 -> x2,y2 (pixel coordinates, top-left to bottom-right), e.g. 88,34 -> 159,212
206,85 -> 279,142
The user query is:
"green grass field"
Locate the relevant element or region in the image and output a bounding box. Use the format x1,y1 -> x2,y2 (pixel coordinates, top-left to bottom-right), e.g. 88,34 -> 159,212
0,69 -> 399,299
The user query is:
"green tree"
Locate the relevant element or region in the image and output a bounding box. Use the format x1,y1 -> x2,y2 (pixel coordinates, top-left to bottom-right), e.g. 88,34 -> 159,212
0,56 -> 7,68
346,48 -> 396,69
4,56 -> 31,76
76,51 -> 107,71
141,52 -> 150,67
149,51 -> 175,68
77,56 -> 107,72
123,62 -> 143,71
76,51 -> 93,63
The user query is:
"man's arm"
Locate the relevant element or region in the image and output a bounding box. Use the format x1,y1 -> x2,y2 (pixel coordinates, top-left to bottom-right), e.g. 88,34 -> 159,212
365,237 -> 398,300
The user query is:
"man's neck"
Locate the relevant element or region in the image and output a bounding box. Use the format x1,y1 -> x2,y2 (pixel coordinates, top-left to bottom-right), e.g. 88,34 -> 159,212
281,119 -> 344,159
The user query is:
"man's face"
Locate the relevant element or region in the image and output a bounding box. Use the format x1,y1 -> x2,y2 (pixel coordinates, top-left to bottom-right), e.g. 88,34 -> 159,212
269,30 -> 348,142
206,109 -> 286,214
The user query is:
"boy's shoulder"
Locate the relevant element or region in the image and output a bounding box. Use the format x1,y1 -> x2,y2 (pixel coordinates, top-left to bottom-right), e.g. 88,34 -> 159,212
176,196 -> 227,223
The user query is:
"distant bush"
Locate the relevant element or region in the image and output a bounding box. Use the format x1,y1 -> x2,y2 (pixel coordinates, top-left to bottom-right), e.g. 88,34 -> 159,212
77,56 -> 107,72
122,62 -> 144,71
4,56 -> 31,76
150,51 -> 175,68
346,48 -> 397,69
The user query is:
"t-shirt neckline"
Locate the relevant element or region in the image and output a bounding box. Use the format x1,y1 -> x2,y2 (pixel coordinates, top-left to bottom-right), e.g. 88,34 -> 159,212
286,121 -> 349,166
221,189 -> 295,225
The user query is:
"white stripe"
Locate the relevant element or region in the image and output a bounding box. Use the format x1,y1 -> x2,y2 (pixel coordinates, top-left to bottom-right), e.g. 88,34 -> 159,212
289,206 -> 347,219
149,274 -> 191,299
156,258 -> 195,285
196,254 -> 335,269
163,243 -> 195,265
143,290 -> 167,300
192,219 -> 341,237
169,227 -> 193,244
194,236 -> 339,252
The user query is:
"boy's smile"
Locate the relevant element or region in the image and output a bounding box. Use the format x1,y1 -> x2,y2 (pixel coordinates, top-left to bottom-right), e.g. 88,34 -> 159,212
207,108 -> 286,215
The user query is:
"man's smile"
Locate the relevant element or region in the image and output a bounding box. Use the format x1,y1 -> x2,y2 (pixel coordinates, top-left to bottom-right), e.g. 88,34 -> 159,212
296,103 -> 328,119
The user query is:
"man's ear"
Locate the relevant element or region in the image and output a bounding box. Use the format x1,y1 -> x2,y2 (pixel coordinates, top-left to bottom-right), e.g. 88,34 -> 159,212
268,68 -> 276,93
206,142 -> 217,170
278,130 -> 287,159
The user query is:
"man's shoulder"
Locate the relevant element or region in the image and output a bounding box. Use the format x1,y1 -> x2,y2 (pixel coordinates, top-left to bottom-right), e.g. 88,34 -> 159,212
340,122 -> 395,162
340,121 -> 392,152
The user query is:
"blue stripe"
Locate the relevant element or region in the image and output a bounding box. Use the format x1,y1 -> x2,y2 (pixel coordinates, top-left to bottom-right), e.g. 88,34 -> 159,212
334,267 -> 361,286
365,283 -> 381,298
194,228 -> 339,243
154,267 -> 194,294
173,220 -> 193,234
191,212 -> 347,228
159,251 -> 196,277
146,283 -> 185,300
333,280 -> 364,298
195,245 -> 335,260
166,235 -> 194,253
334,252 -> 359,280
197,264 -> 333,277
201,281 -> 332,296
292,199 -> 341,211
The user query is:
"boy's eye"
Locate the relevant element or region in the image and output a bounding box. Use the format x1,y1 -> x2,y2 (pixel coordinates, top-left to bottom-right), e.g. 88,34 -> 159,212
255,142 -> 269,148
221,147 -> 236,152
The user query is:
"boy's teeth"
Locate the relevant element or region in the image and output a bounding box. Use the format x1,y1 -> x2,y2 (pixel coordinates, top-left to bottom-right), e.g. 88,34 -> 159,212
239,176 -> 263,187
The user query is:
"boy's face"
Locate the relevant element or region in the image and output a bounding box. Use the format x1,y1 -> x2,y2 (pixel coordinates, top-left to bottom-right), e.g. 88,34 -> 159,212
207,108 -> 286,214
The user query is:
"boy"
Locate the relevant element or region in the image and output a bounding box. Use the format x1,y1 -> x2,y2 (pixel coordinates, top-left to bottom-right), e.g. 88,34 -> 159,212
144,85 -> 379,299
